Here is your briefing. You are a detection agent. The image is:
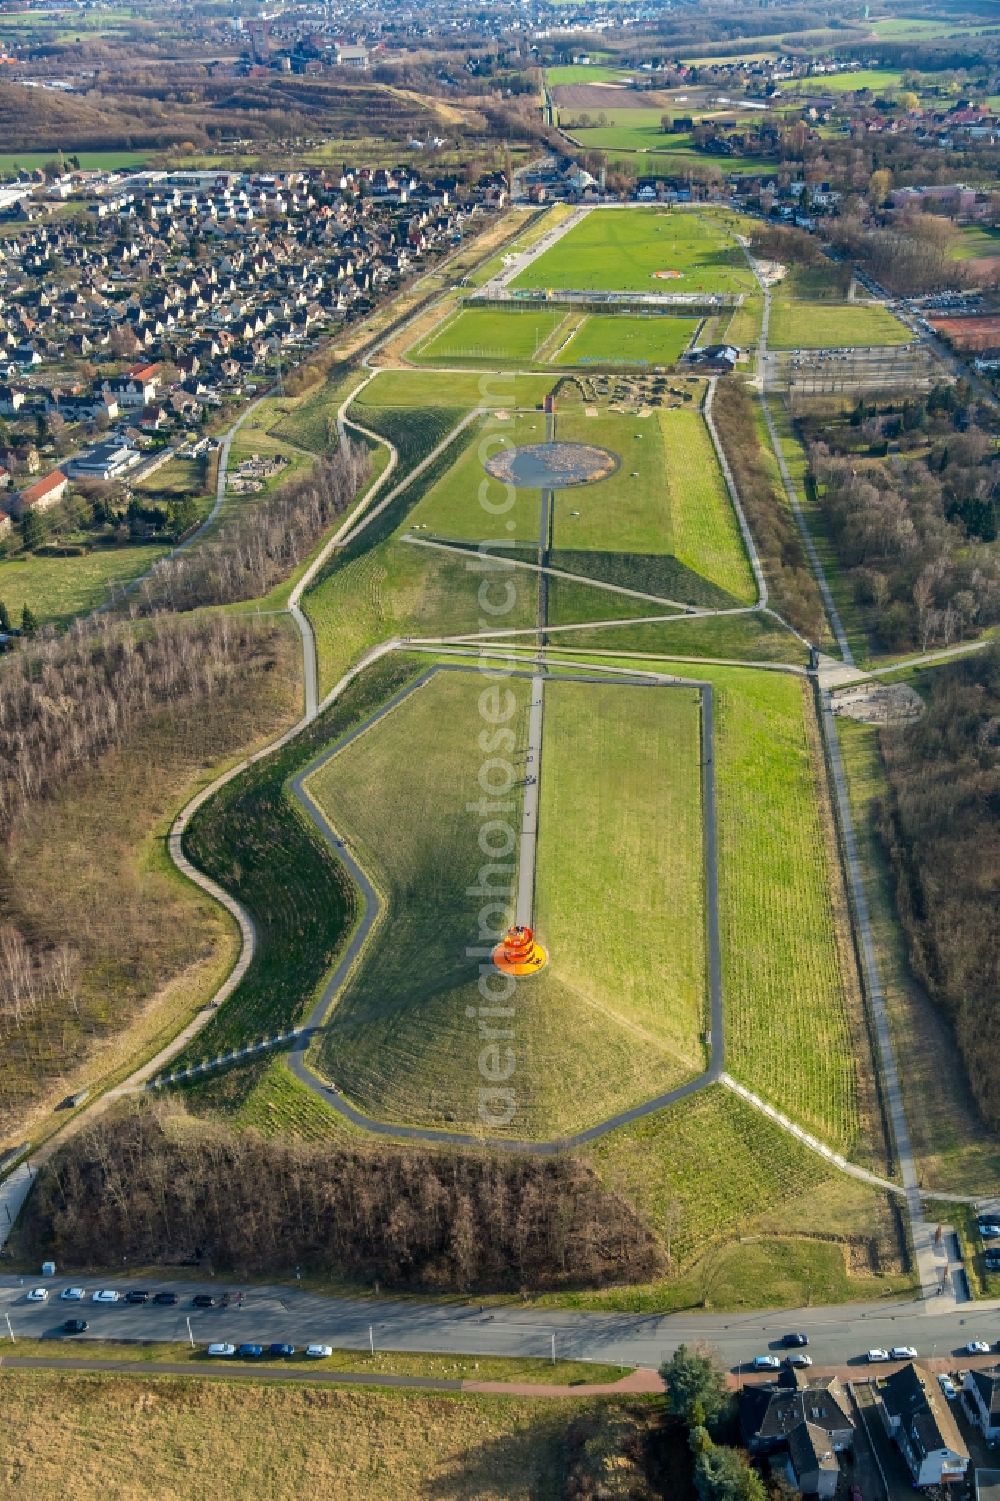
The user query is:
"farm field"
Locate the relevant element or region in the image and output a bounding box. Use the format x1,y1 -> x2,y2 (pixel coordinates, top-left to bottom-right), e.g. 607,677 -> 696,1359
0,1369 -> 591,1501
411,305 -> 566,366
767,299 -> 911,349
554,312 -> 698,367
0,149 -> 151,176
796,68 -> 906,93
306,668 -> 705,1137
545,63 -> 631,85
509,208 -> 755,295
0,542 -> 172,629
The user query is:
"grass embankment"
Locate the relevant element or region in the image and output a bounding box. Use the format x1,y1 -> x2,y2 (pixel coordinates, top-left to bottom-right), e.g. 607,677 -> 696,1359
710,667 -> 874,1157
572,1084 -> 911,1312
510,208 -> 756,296
0,621 -> 301,1143
172,655 -> 422,1090
0,1368 -> 607,1500
540,603 -> 807,665
407,410 -> 547,545
307,669 -> 706,1136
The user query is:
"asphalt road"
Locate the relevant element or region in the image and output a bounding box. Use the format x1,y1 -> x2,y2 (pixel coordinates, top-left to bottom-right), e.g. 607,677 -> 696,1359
3,1275 -> 998,1373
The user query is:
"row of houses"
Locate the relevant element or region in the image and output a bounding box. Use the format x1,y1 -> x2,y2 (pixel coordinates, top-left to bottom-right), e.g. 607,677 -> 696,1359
742,1360 -> 1000,1497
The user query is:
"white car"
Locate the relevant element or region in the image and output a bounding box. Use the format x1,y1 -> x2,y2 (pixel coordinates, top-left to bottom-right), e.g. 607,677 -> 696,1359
25,1287 -> 48,1303
966,1340 -> 992,1356
867,1349 -> 891,1363
939,1375 -> 958,1400
207,1343 -> 235,1358
305,1343 -> 333,1359
890,1346 -> 918,1361
59,1287 -> 85,1301
91,1289 -> 120,1304
785,1353 -> 813,1368
752,1354 -> 781,1371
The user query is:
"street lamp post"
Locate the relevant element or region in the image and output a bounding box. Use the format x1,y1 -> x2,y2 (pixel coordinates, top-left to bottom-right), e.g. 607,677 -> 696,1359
5,1312 -> 14,1344
186,1316 -> 194,1349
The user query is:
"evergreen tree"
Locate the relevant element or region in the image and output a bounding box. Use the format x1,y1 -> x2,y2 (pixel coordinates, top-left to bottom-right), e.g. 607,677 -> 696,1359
20,604 -> 37,637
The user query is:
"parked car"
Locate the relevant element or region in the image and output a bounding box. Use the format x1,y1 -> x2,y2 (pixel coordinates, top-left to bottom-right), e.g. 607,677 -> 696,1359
207,1343 -> 235,1358
25,1287 -> 48,1303
153,1292 -> 178,1306
269,1343 -> 295,1358
890,1346 -> 918,1361
785,1354 -> 813,1368
978,1222 -> 1000,1240
306,1344 -> 333,1359
125,1290 -> 150,1304
192,1295 -> 216,1309
752,1355 -> 781,1371
238,1344 -> 264,1359
91,1290 -> 120,1304
59,1287 -> 85,1302
939,1375 -> 958,1399
62,1318 -> 89,1334
867,1349 -> 890,1363
965,1340 -> 992,1355
782,1333 -> 809,1347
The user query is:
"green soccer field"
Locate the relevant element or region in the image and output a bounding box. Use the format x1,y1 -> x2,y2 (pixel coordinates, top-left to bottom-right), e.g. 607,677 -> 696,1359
411,306 -> 566,366
555,313 -> 698,367
510,208 -> 756,295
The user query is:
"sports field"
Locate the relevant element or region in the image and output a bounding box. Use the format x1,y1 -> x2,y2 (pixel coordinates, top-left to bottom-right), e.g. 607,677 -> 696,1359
354,370 -> 554,410
554,312 -> 698,367
411,305 -> 566,366
767,300 -> 911,349
510,208 -> 755,295
306,668 -> 707,1137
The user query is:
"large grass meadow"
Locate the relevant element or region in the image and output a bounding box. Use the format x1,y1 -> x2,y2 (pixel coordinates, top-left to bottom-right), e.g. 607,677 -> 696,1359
510,208 -> 756,295
767,299 -> 911,349
306,668 -> 708,1137
554,312 -> 698,367
411,305 -> 565,366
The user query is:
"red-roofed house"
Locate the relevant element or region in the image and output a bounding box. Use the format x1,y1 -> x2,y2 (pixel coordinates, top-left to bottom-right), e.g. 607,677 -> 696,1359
8,468 -> 69,519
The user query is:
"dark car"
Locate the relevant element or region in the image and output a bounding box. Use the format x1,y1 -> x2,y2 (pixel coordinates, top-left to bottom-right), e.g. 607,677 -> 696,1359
63,1318 -> 89,1334
153,1292 -> 178,1306
782,1332 -> 809,1347
269,1343 -> 295,1358
125,1290 -> 150,1304
192,1295 -> 216,1309
238,1343 -> 264,1359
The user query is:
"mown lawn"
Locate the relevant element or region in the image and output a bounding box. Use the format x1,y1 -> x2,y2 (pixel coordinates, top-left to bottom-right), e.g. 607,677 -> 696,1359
406,410 -> 547,546
352,370 -> 554,411
411,306 -> 565,366
510,208 -> 756,296
767,300 -> 911,349
0,1369 -> 585,1500
555,312 -> 698,367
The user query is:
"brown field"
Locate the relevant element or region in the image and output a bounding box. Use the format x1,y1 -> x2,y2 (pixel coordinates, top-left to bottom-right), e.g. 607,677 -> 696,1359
928,314 -> 1000,349
0,1368 -> 614,1501
551,83 -> 670,110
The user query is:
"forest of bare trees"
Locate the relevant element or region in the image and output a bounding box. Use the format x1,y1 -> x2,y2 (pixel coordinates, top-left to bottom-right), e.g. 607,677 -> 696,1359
0,614 -> 284,839
22,1108 -> 663,1292
876,645 -> 1000,1129
135,441 -> 370,613
806,389 -> 1000,651
828,214 -> 978,297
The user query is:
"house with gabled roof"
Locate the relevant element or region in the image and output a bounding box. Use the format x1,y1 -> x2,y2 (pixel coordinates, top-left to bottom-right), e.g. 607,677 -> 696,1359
878,1362 -> 969,1487
963,1367 -> 1000,1445
740,1369 -> 853,1496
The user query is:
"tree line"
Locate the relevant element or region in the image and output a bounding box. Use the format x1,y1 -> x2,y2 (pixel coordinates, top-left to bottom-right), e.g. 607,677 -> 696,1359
711,381 -> 827,641
135,440 -> 370,613
876,644 -> 1000,1129
22,1107 -> 664,1293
